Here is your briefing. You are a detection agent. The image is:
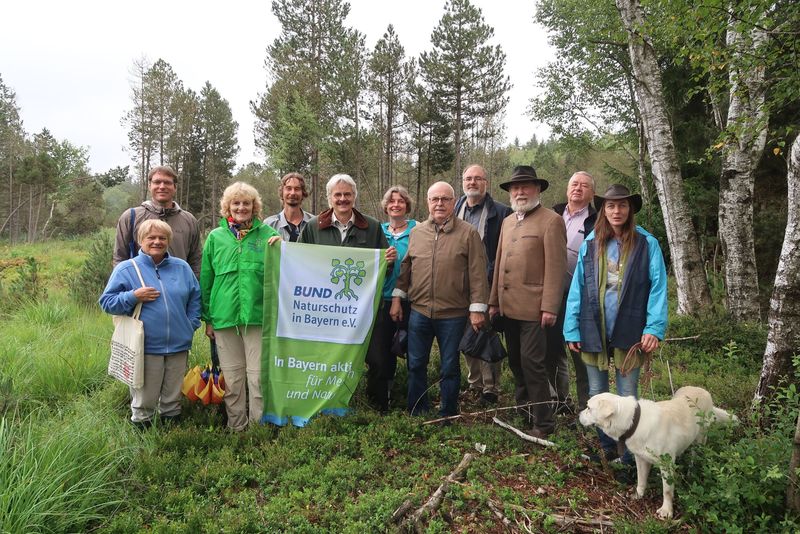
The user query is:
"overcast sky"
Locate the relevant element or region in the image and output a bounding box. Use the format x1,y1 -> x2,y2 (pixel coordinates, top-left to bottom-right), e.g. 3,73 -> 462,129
1,0 -> 553,174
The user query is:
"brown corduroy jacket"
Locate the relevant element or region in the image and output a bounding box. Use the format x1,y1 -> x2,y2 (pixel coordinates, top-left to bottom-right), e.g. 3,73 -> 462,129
489,206 -> 567,321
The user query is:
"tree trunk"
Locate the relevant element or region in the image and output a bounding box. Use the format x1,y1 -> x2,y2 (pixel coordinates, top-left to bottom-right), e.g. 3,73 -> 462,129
718,20 -> 768,322
787,406 -> 800,512
615,0 -> 712,315
755,135 -> 800,403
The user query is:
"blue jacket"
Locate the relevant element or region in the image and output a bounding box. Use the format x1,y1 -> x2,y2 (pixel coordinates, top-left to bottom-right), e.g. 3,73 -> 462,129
380,220 -> 417,299
563,226 -> 667,352
100,251 -> 201,355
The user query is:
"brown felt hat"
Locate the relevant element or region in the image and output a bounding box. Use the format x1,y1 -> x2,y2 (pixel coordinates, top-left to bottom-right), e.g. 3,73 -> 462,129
594,184 -> 643,213
499,165 -> 549,192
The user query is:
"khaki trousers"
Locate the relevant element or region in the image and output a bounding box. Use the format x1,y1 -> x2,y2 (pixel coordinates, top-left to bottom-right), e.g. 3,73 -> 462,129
465,355 -> 501,395
215,326 -> 263,431
130,351 -> 188,423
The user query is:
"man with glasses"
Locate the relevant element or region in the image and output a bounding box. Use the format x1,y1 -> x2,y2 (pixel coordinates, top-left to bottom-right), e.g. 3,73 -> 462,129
390,182 -> 489,419
454,164 -> 512,406
113,165 -> 202,278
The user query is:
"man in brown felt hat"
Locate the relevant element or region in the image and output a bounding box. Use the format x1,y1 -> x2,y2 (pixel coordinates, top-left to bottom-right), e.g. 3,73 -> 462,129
489,165 -> 567,438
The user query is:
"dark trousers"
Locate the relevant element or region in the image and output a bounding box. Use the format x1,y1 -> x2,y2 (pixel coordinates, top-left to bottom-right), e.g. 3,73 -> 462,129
505,318 -> 555,433
406,310 -> 466,417
545,292 -> 590,410
365,299 -> 409,411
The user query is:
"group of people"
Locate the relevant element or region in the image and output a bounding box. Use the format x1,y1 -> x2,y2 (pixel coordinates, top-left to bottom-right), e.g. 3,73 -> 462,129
99,163 -> 668,462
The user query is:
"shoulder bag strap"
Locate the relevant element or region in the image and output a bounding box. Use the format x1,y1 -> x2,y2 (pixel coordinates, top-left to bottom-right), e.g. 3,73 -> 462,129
129,259 -> 147,321
128,208 -> 137,259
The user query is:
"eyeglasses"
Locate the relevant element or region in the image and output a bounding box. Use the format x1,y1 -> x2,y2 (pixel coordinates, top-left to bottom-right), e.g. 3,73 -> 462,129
463,176 -> 486,182
428,196 -> 454,204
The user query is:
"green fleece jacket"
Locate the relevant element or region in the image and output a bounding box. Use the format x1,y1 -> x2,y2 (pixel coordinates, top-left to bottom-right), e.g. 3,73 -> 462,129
299,207 -> 388,249
200,218 -> 279,329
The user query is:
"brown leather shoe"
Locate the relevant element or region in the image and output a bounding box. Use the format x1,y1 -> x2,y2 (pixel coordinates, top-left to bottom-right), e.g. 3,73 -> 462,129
528,427 -> 554,440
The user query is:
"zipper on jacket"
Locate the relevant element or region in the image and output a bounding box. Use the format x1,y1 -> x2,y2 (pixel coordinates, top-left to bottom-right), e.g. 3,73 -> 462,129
156,267 -> 170,349
430,225 -> 440,319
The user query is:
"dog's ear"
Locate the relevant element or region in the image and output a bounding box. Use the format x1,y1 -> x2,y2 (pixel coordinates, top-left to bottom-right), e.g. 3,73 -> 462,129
596,399 -> 615,423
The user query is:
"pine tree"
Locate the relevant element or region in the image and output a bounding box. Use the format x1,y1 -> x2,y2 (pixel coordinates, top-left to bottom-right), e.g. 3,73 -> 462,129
420,0 -> 510,182
252,0 -> 364,212
197,82 -> 239,223
368,25 -> 415,192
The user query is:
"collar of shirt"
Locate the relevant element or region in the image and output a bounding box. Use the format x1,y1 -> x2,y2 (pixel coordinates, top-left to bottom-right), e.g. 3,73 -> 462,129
333,213 -> 355,241
564,203 -> 589,220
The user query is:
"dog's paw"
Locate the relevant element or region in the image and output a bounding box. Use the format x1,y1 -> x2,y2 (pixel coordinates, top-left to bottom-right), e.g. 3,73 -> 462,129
656,504 -> 673,519
634,486 -> 646,499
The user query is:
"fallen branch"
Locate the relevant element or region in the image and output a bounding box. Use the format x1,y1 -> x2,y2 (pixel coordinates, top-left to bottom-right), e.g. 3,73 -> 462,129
486,499 -> 512,527
550,512 -> 614,529
664,335 -> 700,342
493,417 -> 556,447
422,401 -> 553,426
390,499 -> 413,523
501,501 -> 615,531
407,452 -> 474,533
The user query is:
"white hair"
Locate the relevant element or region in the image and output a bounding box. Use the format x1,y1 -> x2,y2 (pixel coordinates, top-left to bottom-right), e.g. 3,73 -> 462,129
326,174 -> 358,205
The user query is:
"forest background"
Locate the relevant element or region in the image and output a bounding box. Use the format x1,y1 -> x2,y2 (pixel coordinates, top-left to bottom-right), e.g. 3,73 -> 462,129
2,0 -> 800,531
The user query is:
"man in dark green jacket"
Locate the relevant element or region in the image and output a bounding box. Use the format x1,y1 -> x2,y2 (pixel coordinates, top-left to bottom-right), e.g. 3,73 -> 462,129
299,174 -> 397,412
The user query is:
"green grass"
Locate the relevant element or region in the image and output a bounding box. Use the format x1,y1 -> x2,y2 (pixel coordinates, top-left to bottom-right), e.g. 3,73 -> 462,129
1,236 -> 799,533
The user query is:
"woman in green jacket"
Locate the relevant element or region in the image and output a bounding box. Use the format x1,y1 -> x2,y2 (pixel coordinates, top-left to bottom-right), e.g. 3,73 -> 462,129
201,182 -> 280,431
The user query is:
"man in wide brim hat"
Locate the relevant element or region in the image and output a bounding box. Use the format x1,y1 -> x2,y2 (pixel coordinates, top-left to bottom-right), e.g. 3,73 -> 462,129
499,165 -> 549,192
593,184 -> 643,213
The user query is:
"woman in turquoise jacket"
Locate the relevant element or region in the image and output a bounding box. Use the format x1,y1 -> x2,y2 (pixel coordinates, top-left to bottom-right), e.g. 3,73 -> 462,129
371,185 -> 417,412
563,184 -> 667,465
201,182 -> 280,431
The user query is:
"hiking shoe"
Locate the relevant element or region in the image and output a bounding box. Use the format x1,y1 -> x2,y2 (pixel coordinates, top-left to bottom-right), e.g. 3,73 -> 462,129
479,392 -> 498,406
131,419 -> 152,431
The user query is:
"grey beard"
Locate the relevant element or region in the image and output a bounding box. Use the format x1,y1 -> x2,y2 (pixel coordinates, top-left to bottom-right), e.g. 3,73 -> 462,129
512,198 -> 540,213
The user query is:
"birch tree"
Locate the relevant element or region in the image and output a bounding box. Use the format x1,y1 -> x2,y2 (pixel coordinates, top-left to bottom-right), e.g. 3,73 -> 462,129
756,134 -> 800,402
615,0 -> 712,314
715,14 -> 768,321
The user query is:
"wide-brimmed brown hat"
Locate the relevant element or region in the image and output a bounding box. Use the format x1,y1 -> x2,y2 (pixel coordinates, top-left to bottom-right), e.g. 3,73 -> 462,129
594,184 -> 643,213
499,165 -> 549,192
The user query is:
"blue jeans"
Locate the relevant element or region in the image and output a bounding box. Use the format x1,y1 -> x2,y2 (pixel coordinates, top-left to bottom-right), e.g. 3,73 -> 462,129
586,362 -> 641,462
406,310 -> 467,417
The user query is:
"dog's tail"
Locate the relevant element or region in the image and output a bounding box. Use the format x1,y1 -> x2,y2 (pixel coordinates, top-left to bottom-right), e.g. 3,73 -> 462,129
713,406 -> 739,424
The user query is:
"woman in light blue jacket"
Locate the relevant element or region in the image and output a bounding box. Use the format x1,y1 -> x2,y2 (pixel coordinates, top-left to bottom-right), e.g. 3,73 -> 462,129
563,184 -> 667,463
100,219 -> 201,429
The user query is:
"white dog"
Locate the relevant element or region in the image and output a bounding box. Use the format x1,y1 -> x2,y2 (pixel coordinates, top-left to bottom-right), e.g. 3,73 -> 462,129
579,386 -> 737,519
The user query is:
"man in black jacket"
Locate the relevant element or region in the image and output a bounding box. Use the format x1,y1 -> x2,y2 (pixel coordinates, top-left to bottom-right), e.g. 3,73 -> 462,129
454,164 -> 512,406
548,171 -> 597,412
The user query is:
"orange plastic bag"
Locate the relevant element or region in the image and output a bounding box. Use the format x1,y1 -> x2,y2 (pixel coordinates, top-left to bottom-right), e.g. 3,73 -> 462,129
181,365 -> 203,401
195,366 -> 212,405
210,369 -> 225,404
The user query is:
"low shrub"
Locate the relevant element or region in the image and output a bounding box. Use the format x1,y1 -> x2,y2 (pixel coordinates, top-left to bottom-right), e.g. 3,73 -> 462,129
70,229 -> 114,308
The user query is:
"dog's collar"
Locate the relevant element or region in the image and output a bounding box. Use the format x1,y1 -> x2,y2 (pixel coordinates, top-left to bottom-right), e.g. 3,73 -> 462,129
617,401 -> 641,457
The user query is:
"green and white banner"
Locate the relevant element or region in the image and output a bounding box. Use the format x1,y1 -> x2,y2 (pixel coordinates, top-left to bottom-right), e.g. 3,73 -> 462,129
262,241 -> 387,426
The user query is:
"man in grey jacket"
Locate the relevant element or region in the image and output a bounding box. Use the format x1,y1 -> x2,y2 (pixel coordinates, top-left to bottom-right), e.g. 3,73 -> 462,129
113,166 -> 202,278
454,164 -> 512,406
264,172 -> 313,242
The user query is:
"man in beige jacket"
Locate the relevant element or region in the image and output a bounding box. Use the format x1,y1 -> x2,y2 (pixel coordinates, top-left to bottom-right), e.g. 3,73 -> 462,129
391,181 -> 488,418
489,166 -> 567,438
